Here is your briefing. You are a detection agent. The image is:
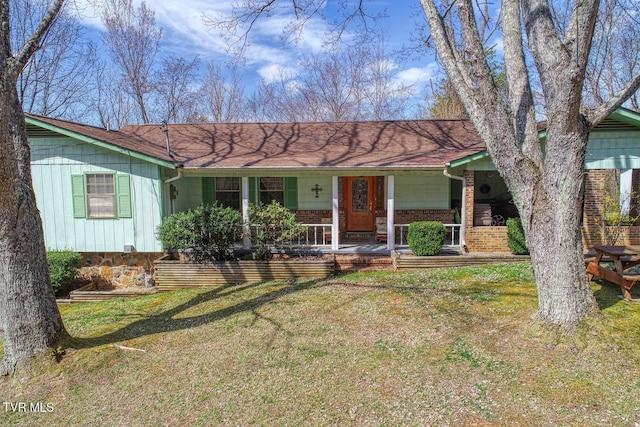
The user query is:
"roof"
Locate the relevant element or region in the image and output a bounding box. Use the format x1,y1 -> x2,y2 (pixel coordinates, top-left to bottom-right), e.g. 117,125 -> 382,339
26,114 -> 486,171
26,114 -> 176,168
449,107 -> 640,168
118,120 -> 485,170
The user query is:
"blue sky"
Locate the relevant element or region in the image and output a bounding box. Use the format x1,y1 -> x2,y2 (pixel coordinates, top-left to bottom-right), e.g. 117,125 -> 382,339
72,0 -> 442,101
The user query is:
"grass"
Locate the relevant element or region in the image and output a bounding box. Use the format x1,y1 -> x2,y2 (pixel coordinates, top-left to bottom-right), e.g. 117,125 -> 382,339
1,262 -> 640,426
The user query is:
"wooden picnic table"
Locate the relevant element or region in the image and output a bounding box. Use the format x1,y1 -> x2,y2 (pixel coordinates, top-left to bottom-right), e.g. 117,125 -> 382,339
586,245 -> 640,300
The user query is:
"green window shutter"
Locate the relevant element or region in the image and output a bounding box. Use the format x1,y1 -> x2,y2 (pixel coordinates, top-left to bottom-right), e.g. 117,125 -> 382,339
248,177 -> 258,205
284,177 -> 298,210
202,177 -> 215,205
71,174 -> 86,218
116,174 -> 132,218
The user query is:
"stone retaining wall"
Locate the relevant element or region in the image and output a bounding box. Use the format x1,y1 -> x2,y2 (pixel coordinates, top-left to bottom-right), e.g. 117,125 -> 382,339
78,252 -> 163,288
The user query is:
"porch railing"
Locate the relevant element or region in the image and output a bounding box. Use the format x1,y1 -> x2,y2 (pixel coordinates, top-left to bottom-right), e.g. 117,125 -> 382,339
395,223 -> 462,248
250,223 -> 333,247
247,223 -> 462,249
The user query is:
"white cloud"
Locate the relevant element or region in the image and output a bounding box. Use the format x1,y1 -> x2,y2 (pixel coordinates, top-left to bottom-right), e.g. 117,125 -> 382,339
72,0 -> 232,59
396,64 -> 440,92
490,36 -> 504,58
257,64 -> 299,83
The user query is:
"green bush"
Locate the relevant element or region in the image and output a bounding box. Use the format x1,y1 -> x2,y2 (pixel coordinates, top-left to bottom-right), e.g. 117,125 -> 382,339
157,203 -> 243,262
249,201 -> 306,260
47,250 -> 82,296
507,217 -> 529,255
407,221 -> 446,256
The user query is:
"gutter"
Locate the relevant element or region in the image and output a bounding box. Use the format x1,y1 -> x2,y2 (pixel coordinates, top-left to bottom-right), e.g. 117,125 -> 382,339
443,165 -> 467,251
163,166 -> 183,185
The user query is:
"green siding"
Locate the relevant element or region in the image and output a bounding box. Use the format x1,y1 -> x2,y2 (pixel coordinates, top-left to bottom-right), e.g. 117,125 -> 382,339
297,176 -> 332,210
585,130 -> 640,169
395,173 -> 450,209
31,136 -> 165,252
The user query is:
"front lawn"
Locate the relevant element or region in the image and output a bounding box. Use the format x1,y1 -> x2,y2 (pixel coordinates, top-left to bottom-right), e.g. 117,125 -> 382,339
1,263 -> 639,426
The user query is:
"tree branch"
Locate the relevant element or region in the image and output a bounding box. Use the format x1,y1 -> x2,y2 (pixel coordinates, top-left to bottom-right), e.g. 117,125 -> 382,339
521,0 -> 572,111
502,0 -> 542,168
420,0 -> 482,121
586,72 -> 640,126
10,0 -> 65,79
564,0 -> 600,74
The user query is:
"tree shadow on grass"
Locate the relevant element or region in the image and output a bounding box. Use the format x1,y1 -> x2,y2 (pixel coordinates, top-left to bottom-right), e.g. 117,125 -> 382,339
68,278 -> 320,350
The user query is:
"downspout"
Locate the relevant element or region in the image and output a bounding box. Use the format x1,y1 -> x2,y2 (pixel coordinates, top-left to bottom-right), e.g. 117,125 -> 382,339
163,166 -> 183,215
443,165 -> 466,251
161,121 -> 182,215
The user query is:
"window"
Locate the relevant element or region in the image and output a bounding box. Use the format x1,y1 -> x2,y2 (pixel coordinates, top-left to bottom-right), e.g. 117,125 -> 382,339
86,174 -> 116,218
71,173 -> 131,219
259,177 -> 285,205
216,177 -> 240,209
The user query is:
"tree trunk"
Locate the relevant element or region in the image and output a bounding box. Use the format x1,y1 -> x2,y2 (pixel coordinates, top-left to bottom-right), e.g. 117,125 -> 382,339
519,127 -> 600,327
0,76 -> 67,375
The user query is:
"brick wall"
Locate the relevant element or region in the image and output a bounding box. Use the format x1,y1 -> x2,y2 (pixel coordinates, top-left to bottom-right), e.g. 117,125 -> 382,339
462,170 -> 511,252
581,169 -> 640,247
392,209 -> 455,223
463,168 -> 640,252
465,227 -> 509,252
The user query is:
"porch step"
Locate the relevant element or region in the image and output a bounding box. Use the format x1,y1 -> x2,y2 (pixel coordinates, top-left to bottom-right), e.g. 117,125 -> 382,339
344,232 -> 375,242
335,254 -> 393,274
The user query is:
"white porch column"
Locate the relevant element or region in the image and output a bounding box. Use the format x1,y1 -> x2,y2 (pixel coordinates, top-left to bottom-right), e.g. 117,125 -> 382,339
332,176 -> 339,250
242,176 -> 251,249
387,175 -> 395,251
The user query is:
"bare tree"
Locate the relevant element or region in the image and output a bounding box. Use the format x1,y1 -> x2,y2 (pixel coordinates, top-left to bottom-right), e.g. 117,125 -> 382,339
0,0 -> 67,376
359,39 -> 414,120
12,0 -> 97,120
101,0 -> 162,124
155,55 -> 200,123
249,74 -> 304,122
426,78 -> 468,119
93,58 -> 137,129
200,62 -> 248,122
216,0 -> 640,329
252,43 -> 412,122
583,0 -> 640,110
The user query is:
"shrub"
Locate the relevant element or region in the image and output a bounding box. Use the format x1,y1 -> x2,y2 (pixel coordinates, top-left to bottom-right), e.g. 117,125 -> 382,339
249,201 -> 307,260
47,250 -> 82,296
506,217 -> 529,255
407,221 -> 446,256
157,203 -> 243,262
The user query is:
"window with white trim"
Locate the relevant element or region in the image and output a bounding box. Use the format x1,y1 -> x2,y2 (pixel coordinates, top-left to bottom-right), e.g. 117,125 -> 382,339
86,174 -> 116,218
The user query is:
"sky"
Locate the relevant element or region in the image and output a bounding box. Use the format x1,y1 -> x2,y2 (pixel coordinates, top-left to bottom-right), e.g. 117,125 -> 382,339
71,0 -> 443,104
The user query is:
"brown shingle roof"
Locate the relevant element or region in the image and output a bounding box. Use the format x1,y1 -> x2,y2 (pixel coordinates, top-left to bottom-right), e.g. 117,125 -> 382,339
119,120 -> 486,170
26,114 -> 175,164
27,114 -> 486,170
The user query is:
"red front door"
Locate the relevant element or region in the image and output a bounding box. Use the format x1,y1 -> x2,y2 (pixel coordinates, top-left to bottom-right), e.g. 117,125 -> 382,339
345,176 -> 376,231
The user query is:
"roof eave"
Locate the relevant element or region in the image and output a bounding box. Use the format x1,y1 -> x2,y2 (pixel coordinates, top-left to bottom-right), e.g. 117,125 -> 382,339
26,115 -> 176,169
181,165 -> 447,175
606,107 -> 640,128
